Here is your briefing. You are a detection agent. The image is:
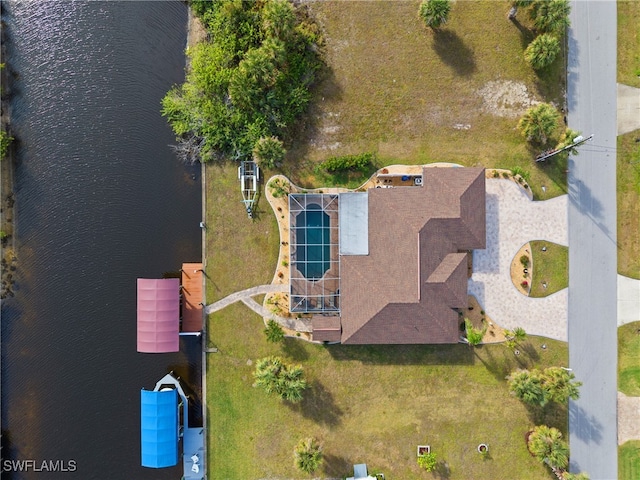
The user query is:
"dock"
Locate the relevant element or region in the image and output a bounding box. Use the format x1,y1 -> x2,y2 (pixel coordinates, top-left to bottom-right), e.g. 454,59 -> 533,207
181,263 -> 203,332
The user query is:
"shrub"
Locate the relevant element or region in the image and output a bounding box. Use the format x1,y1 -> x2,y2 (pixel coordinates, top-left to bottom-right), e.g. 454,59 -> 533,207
264,319 -> 285,343
0,130 -> 13,159
417,451 -> 437,471
318,152 -> 376,173
294,437 -> 322,474
521,280 -> 529,288
520,255 -> 530,267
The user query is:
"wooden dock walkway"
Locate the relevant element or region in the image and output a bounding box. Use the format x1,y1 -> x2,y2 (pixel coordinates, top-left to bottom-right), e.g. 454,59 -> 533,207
181,263 -> 203,332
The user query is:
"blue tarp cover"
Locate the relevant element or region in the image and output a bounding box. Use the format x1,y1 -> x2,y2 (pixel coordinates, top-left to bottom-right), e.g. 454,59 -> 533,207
141,389 -> 178,468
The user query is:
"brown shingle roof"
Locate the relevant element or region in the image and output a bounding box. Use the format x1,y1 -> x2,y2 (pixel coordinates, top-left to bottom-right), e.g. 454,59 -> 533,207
340,167 -> 485,344
312,316 -> 341,342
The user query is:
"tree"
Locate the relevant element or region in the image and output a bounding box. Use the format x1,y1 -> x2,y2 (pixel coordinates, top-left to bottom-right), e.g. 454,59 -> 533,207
262,0 -> 296,40
253,136 -> 286,169
517,103 -> 561,145
294,437 -> 322,474
254,356 -> 307,403
508,369 -> 550,407
527,425 -> 569,469
524,33 -> 561,70
530,0 -> 571,35
264,319 -> 285,343
544,366 -> 582,403
417,451 -> 437,471
419,0 -> 451,29
464,318 -> 486,346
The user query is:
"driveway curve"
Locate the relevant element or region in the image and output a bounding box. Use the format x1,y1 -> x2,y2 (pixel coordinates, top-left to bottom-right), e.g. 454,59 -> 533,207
468,179 -> 568,341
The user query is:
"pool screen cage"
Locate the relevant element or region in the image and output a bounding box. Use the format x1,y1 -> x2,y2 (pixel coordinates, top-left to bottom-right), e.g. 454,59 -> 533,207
289,194 -> 340,314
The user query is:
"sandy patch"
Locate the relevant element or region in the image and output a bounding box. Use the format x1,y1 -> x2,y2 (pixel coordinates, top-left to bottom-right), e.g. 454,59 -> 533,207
477,80 -> 540,118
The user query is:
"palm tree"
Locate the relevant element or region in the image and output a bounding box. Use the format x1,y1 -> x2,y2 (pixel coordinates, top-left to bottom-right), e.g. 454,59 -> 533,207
262,0 -> 296,40
513,326 -> 527,342
278,364 -> 307,403
517,103 -> 561,145
294,437 -> 323,474
527,425 -> 569,469
530,0 -> 571,35
524,33 -> 561,70
508,369 -> 549,407
464,318 -> 486,346
264,319 -> 285,343
254,356 -> 283,394
419,0 -> 451,29
254,356 -> 307,403
253,136 -> 286,169
544,366 -> 582,403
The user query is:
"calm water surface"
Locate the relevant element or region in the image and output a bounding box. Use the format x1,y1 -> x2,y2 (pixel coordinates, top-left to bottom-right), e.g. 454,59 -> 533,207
1,2 -> 202,478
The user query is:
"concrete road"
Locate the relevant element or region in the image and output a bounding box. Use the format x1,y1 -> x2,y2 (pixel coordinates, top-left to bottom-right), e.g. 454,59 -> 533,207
566,1 -> 618,479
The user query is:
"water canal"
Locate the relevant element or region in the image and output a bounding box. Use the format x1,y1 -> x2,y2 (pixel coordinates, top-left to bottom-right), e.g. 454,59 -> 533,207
1,1 -> 202,478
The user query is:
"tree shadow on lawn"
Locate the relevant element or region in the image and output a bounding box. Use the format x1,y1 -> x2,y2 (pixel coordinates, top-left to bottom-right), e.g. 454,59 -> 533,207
509,17 -> 536,50
326,343 -> 475,365
322,453 -> 351,478
281,336 -> 310,362
526,402 -> 568,432
431,29 -> 477,77
291,379 -> 343,427
473,343 -> 537,383
433,460 -> 452,480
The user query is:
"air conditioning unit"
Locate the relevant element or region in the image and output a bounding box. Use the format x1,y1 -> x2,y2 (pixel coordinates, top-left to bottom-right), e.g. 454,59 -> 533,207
414,177 -> 423,186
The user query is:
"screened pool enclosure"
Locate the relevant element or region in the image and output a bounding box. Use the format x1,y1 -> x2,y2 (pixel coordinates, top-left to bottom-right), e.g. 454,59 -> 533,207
289,194 -> 340,314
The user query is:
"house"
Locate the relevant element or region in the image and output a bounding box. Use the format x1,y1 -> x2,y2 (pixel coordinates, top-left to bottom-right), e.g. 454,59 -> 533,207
289,167 -> 486,344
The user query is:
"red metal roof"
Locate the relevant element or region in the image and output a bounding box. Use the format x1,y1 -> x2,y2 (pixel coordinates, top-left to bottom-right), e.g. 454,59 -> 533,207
137,278 -> 180,353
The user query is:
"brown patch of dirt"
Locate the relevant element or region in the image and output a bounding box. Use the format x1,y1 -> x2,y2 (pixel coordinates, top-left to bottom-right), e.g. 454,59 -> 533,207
476,80 -> 541,118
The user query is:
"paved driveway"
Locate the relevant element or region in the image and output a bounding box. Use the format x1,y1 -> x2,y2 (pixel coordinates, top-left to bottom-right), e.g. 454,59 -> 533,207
468,179 -> 568,341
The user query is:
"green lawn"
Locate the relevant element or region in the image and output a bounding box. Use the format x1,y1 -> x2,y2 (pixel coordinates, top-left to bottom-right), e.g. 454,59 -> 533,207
284,1 -> 567,200
620,440 -> 640,480
207,302 -> 568,479
618,321 -> 640,396
618,0 -> 640,88
204,162 -> 280,303
529,240 -> 569,298
617,130 -> 640,279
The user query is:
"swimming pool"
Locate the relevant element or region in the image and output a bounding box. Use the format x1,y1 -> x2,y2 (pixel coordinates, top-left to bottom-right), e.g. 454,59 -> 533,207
295,204 -> 331,279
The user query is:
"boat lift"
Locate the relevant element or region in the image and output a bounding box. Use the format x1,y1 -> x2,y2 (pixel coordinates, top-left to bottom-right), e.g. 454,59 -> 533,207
536,134 -> 594,162
238,161 -> 260,218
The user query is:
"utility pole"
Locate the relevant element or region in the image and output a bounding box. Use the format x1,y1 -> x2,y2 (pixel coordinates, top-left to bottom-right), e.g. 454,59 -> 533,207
535,134 -> 594,162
